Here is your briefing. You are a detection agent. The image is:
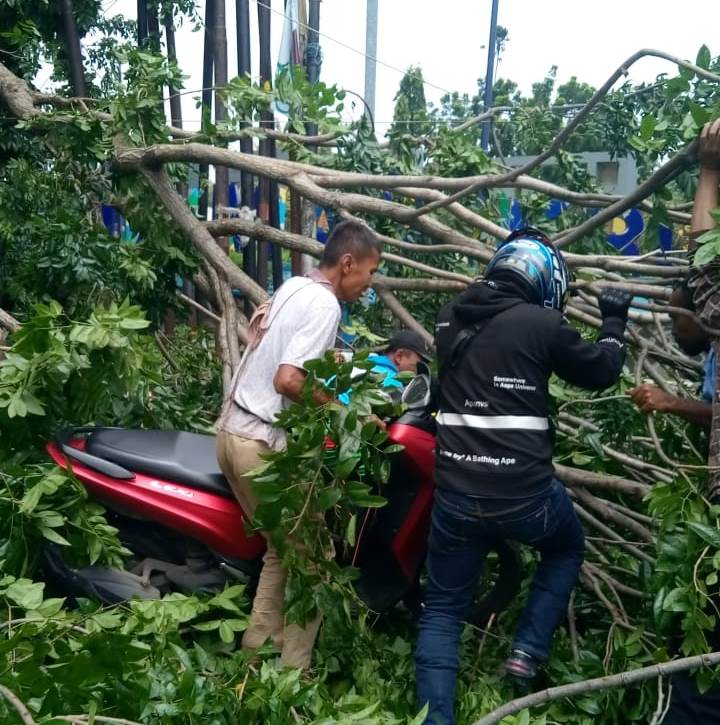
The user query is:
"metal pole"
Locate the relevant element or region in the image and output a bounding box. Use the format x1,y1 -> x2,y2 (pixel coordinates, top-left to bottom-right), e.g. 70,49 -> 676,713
364,0 -> 378,121
297,0 -> 322,275
213,0 -> 229,232
236,0 -> 256,297
481,0 -> 500,152
198,0 -> 215,222
256,0 -> 273,291
306,0 -> 321,84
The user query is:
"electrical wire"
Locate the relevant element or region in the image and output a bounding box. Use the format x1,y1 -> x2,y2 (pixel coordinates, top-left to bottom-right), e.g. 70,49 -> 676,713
252,0 -> 456,97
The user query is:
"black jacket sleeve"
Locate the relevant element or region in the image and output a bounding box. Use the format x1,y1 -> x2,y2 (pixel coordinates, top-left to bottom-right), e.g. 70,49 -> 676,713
549,315 -> 626,390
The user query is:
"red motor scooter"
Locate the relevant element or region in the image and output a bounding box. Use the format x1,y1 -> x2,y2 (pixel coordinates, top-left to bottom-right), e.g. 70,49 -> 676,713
45,374 -> 521,620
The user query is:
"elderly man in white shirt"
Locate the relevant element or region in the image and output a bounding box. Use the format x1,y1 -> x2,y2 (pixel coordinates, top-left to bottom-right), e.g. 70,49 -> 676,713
216,220 -> 381,669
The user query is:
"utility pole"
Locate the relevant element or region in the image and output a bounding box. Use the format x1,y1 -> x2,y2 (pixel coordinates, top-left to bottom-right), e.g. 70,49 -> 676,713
364,0 -> 378,122
481,0 -> 500,152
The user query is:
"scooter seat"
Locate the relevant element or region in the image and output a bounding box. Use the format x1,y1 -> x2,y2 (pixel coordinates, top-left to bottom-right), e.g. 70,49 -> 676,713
86,429 -> 234,499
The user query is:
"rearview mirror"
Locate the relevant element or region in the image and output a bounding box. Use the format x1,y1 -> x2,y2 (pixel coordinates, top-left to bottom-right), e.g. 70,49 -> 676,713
402,373 -> 432,410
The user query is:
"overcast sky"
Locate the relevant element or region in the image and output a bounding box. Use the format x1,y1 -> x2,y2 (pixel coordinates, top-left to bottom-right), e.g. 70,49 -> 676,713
74,0 -> 720,136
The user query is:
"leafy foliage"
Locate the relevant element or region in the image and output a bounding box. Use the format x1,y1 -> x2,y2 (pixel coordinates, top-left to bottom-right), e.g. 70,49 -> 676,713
2,7 -> 720,722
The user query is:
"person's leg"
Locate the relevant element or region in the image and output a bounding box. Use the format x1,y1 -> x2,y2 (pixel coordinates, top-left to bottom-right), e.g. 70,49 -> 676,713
663,670 -> 720,724
415,489 -> 492,725
278,535 -> 334,669
280,615 -> 323,669
507,480 -> 585,663
216,432 -> 285,650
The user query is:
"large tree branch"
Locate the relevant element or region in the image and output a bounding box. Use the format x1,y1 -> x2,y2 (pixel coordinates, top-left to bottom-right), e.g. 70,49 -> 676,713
112,145 -> 267,305
408,48 -> 720,221
554,463 -> 650,498
471,651 -> 720,725
0,307 -> 21,333
556,140 -> 699,248
373,287 -> 435,347
206,216 -> 473,284
0,684 -> 35,725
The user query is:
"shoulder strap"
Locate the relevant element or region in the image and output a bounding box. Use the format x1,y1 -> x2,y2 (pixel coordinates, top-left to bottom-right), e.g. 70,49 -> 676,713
228,277 -> 320,406
437,300 -> 525,381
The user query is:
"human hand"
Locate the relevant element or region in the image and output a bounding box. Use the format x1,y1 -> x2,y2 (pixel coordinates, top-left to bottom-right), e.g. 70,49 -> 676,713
629,384 -> 676,413
365,414 -> 388,432
699,120 -> 720,172
598,287 -> 633,323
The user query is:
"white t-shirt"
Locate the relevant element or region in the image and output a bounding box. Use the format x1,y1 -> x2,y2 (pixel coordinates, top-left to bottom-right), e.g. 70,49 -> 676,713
217,276 -> 341,449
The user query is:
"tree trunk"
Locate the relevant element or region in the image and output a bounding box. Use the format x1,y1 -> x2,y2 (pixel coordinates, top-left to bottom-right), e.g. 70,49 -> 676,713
60,0 -> 87,96
137,0 -> 148,46
146,1 -> 161,52
163,15 -> 183,130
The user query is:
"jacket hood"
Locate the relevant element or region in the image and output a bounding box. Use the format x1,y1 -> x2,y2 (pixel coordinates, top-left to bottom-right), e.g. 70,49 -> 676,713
453,279 -> 532,323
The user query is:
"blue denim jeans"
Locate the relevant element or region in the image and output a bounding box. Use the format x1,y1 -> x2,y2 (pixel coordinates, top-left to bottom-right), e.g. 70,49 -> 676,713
415,479 -> 585,725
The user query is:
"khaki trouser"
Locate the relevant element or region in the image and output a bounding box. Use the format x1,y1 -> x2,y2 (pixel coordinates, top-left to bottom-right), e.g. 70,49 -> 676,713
216,430 -> 321,669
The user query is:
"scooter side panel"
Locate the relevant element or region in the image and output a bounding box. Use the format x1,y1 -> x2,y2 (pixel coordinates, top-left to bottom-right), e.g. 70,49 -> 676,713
386,423 -> 436,579
46,442 -> 265,560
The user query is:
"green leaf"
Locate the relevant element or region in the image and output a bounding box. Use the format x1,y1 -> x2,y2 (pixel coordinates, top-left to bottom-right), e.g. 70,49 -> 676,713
689,101 -> 711,128
639,114 -> 656,140
218,620 -> 235,643
694,239 -> 720,267
696,44 -> 712,70
346,481 -> 387,508
192,619 -> 221,632
6,579 -> 45,610
39,526 -> 71,546
688,521 -> 720,548
118,317 -> 150,330
345,513 -> 357,547
26,597 -> 65,619
335,456 -> 359,480
20,391 -> 45,416
317,486 -> 342,510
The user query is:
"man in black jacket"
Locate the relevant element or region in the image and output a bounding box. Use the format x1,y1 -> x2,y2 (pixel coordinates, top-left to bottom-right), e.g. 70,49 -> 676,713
415,228 -> 632,725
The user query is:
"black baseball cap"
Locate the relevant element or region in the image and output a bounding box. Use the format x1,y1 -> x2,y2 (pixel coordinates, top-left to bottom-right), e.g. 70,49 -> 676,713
386,329 -> 432,361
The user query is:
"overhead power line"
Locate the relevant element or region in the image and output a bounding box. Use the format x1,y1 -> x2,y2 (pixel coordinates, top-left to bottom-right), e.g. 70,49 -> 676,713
251,0 -> 455,97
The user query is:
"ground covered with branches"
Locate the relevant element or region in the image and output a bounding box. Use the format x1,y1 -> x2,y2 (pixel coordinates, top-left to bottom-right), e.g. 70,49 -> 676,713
3,3 -> 720,721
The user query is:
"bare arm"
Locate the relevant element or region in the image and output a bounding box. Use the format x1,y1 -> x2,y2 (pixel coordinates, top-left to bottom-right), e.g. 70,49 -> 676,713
630,384 -> 711,428
667,398 -> 713,428
690,120 -> 720,250
274,364 -> 332,405
274,363 -> 387,430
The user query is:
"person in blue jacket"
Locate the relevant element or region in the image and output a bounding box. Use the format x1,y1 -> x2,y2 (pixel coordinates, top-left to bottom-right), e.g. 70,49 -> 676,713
368,329 -> 432,393
336,329 -> 431,404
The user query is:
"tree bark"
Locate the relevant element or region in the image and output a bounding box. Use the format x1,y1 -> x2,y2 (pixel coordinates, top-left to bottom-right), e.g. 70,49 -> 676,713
472,651 -> 720,725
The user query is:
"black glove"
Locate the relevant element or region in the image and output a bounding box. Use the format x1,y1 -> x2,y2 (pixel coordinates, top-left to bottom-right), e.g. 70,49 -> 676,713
598,287 -> 632,323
